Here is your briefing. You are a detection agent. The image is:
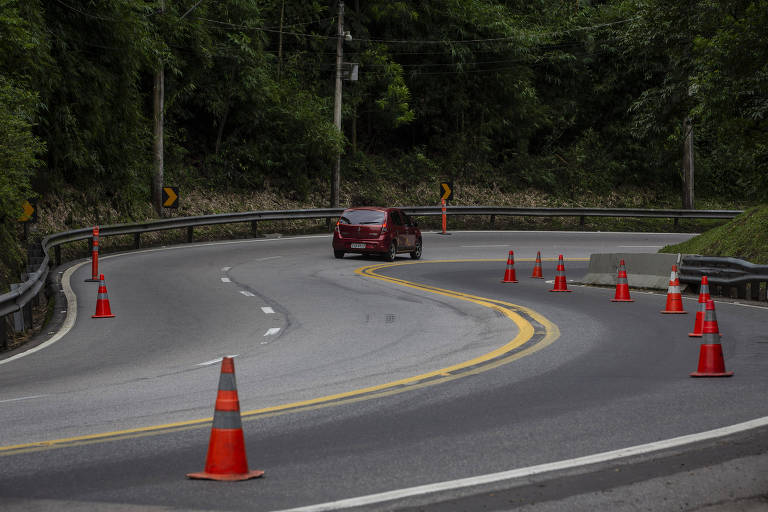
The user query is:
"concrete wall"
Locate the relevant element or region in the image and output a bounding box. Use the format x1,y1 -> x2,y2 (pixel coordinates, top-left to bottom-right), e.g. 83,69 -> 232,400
579,253 -> 684,290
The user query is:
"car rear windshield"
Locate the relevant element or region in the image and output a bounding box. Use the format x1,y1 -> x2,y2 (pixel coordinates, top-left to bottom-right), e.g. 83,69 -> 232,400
339,209 -> 387,225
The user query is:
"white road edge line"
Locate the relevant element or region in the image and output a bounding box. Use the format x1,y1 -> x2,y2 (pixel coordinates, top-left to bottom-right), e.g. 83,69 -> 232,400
0,261 -> 86,366
264,328 -> 281,336
240,291 -> 255,297
220,277 -> 231,283
261,306 -> 275,314
270,415 -> 768,512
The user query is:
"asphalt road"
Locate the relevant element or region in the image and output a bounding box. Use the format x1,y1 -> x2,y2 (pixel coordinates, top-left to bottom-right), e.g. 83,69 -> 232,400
1,230 -> 766,511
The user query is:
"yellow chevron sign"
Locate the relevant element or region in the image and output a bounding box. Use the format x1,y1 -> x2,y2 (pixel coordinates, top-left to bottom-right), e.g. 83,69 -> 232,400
18,200 -> 36,222
162,187 -> 179,208
440,182 -> 453,201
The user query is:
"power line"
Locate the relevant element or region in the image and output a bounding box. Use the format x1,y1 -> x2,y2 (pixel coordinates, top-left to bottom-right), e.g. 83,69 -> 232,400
193,15 -> 640,45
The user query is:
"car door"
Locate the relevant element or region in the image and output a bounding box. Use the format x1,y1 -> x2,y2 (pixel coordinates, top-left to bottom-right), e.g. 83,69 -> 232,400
402,212 -> 417,248
390,211 -> 408,250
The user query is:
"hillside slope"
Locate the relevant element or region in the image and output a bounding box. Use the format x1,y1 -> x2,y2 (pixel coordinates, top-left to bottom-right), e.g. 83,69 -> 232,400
660,205 -> 768,264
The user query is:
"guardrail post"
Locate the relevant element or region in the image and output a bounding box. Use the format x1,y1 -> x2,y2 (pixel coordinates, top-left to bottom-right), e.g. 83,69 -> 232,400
674,217 -> 679,229
10,284 -> 25,333
251,220 -> 259,237
579,216 -> 585,229
761,282 -> 767,302
489,215 -> 495,229
1,316 -> 7,351
187,226 -> 194,243
737,284 -> 747,300
134,233 -> 141,249
55,245 -> 61,267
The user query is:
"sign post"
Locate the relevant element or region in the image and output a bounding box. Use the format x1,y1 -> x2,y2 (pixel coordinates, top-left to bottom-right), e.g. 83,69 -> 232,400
438,182 -> 452,235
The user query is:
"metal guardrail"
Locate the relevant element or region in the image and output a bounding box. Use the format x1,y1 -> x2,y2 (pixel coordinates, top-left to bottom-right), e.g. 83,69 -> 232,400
679,255 -> 768,301
0,206 -> 747,345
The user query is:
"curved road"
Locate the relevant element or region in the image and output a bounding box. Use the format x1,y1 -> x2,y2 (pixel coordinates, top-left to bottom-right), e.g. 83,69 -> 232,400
1,231 -> 767,511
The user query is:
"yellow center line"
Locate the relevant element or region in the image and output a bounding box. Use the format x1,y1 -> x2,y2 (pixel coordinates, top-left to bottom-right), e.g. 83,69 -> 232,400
0,259 -> 560,456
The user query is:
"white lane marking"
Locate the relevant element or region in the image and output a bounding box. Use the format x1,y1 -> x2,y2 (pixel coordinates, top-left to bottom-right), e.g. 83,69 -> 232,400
221,266 -> 232,272
240,291 -> 255,297
619,245 -> 664,248
196,355 -> 238,367
726,301 -> 766,309
255,256 -> 283,262
0,395 -> 48,404
220,277 -> 231,283
261,307 -> 275,314
0,261 -> 85,366
270,416 -> 768,512
264,328 -> 281,336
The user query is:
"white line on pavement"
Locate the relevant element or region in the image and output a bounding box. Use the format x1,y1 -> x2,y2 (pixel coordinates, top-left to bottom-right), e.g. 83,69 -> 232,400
0,395 -> 48,404
196,355 -> 238,367
261,307 -> 275,314
270,416 -> 768,512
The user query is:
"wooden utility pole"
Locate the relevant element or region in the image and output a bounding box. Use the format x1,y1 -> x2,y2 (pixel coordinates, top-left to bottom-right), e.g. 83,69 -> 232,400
152,0 -> 165,216
682,117 -> 694,209
331,0 -> 344,209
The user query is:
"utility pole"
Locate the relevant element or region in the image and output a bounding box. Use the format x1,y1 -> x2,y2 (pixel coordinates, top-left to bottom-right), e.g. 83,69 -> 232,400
331,0 -> 344,209
152,0 -> 165,216
682,117 -> 694,209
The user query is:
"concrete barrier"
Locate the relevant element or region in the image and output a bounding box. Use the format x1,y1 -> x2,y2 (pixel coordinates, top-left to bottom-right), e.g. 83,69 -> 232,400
579,253 -> 684,290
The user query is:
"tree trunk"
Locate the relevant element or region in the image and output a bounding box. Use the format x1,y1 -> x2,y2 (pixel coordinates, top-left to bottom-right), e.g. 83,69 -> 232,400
682,117 -> 694,209
215,106 -> 229,155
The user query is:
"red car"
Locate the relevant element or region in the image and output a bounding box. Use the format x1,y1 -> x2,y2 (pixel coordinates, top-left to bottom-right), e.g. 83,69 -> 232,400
333,207 -> 422,261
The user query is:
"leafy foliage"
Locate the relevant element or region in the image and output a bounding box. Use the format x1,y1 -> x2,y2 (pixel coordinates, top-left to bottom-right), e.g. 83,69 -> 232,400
0,0 -> 766,227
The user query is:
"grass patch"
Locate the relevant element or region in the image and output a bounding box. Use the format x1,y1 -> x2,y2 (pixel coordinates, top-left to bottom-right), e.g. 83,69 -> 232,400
659,204 -> 768,264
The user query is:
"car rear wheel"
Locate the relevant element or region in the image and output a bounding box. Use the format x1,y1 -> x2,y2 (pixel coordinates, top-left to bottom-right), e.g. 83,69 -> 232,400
410,238 -> 422,260
385,241 -> 397,262
334,250 -> 345,259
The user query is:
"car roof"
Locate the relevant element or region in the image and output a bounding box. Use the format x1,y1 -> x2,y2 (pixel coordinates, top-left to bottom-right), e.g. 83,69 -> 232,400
342,207 -> 399,212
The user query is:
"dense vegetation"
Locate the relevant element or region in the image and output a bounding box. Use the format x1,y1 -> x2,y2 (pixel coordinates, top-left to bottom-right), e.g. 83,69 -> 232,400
661,205 -> 768,264
1,0 -> 767,288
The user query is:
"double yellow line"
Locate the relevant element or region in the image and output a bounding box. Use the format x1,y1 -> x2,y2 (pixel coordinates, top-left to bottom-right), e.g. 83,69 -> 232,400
1,260 -> 559,456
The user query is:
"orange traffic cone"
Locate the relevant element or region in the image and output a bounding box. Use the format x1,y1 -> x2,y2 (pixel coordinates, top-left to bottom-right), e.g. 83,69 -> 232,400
689,276 -> 712,337
611,259 -> 634,302
187,357 -> 264,481
661,265 -> 686,314
549,254 -> 571,292
501,250 -> 518,283
92,274 -> 115,318
690,300 -> 733,377
530,251 -> 544,279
